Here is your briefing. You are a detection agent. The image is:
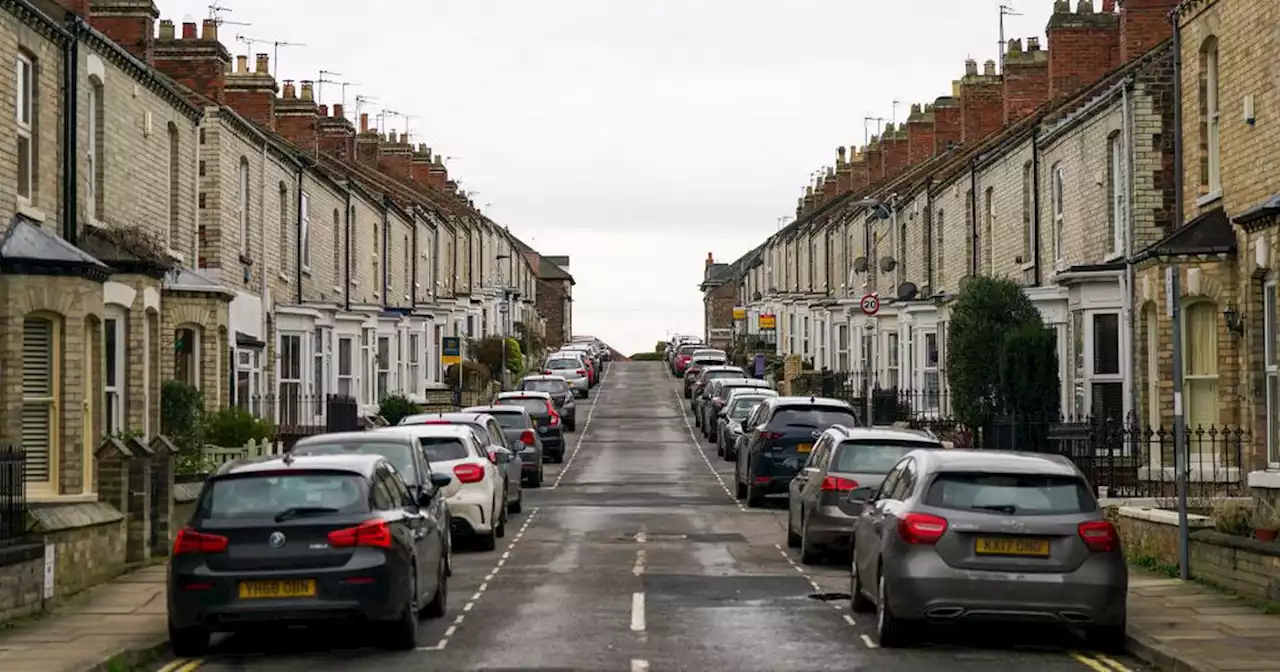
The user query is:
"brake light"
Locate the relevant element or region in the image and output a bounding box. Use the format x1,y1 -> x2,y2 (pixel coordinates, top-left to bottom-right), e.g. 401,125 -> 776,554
576,369 -> 585,375
760,431 -> 784,440
543,370 -> 552,375
546,400 -> 560,426
820,476 -> 858,492
520,429 -> 536,445
453,463 -> 485,483
422,420 -> 452,425
898,513 -> 948,544
328,519 -> 393,549
173,528 -> 228,555
487,450 -> 498,464
1078,520 -> 1119,552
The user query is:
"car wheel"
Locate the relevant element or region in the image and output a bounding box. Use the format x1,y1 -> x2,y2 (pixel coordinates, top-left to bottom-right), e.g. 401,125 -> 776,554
1086,621 -> 1126,654
800,517 -> 822,565
529,468 -> 543,488
385,572 -> 420,650
496,502 -> 507,538
582,390 -> 590,399
746,483 -> 764,508
476,526 -> 497,551
509,488 -> 523,514
786,508 -> 801,548
850,561 -> 874,613
566,421 -> 577,432
876,572 -> 912,648
734,476 -> 746,499
422,557 -> 448,619
168,621 -> 209,657
716,440 -> 724,457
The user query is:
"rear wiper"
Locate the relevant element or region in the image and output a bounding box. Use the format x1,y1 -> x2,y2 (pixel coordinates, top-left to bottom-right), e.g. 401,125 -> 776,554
274,506 -> 340,522
971,504 -> 1017,514
782,422 -> 819,428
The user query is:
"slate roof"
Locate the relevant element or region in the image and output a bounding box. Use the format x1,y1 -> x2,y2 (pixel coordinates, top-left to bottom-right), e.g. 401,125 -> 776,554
0,214 -> 110,281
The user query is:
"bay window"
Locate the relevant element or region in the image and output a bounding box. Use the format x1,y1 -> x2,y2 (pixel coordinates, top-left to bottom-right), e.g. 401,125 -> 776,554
1182,301 -> 1220,435
377,335 -> 390,401
1266,278 -> 1278,465
279,333 -> 303,425
104,311 -> 125,435
1088,312 -> 1124,423
337,336 -> 354,397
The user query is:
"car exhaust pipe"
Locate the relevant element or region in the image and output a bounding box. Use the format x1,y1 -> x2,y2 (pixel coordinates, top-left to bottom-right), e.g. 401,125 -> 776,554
1059,611 -> 1093,623
925,606 -> 965,619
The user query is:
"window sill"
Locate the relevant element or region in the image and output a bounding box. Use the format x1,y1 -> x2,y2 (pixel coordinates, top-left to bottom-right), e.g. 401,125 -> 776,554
166,249 -> 186,264
1248,470 -> 1280,489
1196,190 -> 1223,208
278,272 -> 290,283
301,267 -> 311,277
17,204 -> 48,223
27,491 -> 98,506
1020,262 -> 1036,272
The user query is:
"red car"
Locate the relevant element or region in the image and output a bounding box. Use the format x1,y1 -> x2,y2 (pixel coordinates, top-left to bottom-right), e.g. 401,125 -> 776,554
672,343 -> 704,375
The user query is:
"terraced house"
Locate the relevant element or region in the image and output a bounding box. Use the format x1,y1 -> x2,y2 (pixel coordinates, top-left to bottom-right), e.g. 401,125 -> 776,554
0,0 -> 557,612
715,0 -> 1263,471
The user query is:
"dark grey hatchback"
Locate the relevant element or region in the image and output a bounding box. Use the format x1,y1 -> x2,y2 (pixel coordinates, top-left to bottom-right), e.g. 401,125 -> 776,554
167,453 -> 449,655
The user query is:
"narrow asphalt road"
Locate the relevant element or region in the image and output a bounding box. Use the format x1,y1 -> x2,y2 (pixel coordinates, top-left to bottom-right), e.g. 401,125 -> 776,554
173,361 -> 1149,671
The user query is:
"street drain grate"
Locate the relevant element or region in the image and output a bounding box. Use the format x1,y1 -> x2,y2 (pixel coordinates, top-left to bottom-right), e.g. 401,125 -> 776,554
808,592 -> 851,602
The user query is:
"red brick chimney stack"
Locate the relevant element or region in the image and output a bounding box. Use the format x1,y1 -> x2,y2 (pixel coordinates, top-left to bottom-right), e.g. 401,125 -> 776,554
834,146 -> 852,196
959,58 -> 1004,145
1046,0 -> 1120,100
426,154 -> 449,191
905,103 -> 936,166
378,129 -> 412,180
223,52 -> 276,130
1119,0 -> 1180,61
865,137 -> 884,186
151,17 -> 230,103
410,144 -> 434,183
87,0 -> 158,62
849,149 -> 869,194
881,123 -> 910,179
316,103 -> 356,159
274,79 -> 319,152
1002,37 -> 1050,124
705,252 -> 714,268
932,92 -> 962,154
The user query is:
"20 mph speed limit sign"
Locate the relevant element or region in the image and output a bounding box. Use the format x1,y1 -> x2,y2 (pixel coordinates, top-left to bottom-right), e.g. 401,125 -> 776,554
860,294 -> 880,316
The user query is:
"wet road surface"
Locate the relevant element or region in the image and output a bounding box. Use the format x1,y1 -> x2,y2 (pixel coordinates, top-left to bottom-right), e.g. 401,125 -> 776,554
172,361 -> 1150,671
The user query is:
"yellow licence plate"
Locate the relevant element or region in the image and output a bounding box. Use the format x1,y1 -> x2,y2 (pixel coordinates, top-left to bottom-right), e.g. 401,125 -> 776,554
796,444 -> 812,453
238,579 -> 317,599
975,537 -> 1050,557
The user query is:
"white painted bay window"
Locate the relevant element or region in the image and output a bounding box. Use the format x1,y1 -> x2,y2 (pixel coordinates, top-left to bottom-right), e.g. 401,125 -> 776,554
312,327 -> 327,420
337,336 -> 354,397
835,323 -> 849,372
922,330 -> 940,412
1087,312 -> 1124,423
377,336 -> 390,401
104,310 -> 125,435
279,333 -> 303,425
1183,301 -> 1220,435
235,348 -> 262,414
1265,277 -> 1278,466
409,333 -> 421,393
886,332 -> 900,389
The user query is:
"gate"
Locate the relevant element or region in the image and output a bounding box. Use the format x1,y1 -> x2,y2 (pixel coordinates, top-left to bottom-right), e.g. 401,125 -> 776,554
149,459 -> 164,551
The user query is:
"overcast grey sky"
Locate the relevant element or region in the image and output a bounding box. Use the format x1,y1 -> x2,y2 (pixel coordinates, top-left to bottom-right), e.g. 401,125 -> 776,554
157,0 -> 1055,355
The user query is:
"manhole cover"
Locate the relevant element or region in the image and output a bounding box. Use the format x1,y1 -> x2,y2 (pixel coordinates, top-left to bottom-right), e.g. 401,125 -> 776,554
808,592 -> 851,602
644,574 -> 814,607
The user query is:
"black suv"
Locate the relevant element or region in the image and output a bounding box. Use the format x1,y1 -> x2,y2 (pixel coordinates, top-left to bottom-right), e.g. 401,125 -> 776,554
733,396 -> 861,507
516,375 -> 577,431
493,391 -> 566,462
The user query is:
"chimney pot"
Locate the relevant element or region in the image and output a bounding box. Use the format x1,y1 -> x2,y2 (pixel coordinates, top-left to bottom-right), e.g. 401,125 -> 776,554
705,252 -> 714,267
964,58 -> 978,76
983,59 -> 997,75
389,130 -> 398,143
181,21 -> 196,39
235,54 -> 248,73
282,80 -> 296,99
159,19 -> 175,40
318,104 -> 329,116
255,53 -> 269,74
1076,0 -> 1094,13
911,102 -> 922,114
1027,36 -> 1041,50
333,103 -> 344,118
201,18 -> 217,41
1054,0 -> 1070,11
299,80 -> 314,101
1009,38 -> 1023,53
360,112 -> 369,132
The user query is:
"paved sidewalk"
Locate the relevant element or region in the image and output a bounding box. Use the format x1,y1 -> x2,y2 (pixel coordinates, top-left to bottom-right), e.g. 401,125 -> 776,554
1127,567 -> 1280,671
0,564 -> 169,672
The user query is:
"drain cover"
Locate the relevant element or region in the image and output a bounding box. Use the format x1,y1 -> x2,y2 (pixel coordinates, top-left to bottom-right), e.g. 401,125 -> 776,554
809,592 -> 851,601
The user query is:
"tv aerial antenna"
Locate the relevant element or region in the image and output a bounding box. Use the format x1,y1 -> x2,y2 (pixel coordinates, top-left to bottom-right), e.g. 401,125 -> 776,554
208,2 -> 250,27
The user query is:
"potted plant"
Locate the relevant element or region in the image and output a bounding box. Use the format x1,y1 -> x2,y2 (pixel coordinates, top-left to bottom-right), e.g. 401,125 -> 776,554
1253,500 -> 1280,542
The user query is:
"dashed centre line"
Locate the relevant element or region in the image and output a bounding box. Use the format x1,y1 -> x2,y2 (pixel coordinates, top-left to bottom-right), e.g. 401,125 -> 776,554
416,507 -> 540,651
630,592 -> 646,632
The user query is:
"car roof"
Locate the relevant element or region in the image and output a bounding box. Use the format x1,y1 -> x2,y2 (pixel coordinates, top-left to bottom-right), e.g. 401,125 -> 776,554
768,396 -> 854,409
400,411 -> 491,425
918,449 -> 1079,475
464,405 -> 529,416
377,424 -> 476,440
717,377 -> 765,386
826,426 -> 943,444
520,374 -> 567,382
214,452 -> 383,478
496,390 -> 552,399
292,431 -> 415,448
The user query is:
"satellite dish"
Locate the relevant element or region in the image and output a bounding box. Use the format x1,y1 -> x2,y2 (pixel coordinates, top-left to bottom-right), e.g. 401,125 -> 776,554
880,257 -> 897,273
853,257 -> 868,272
752,291 -> 763,301
897,282 -> 919,301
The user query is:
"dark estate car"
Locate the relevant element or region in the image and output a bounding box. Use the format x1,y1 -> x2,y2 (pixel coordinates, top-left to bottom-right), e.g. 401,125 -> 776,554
465,405 -> 545,487
715,391 -> 777,460
493,391 -> 566,462
168,453 -> 450,655
699,377 -> 772,437
517,374 -> 577,430
688,366 -> 746,421
734,396 -> 862,507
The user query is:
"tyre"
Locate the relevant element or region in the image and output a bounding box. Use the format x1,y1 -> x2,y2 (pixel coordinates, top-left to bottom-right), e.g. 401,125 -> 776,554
875,573 -> 912,648
1086,622 -> 1127,654
850,563 -> 874,612
800,518 -> 823,565
716,441 -> 724,457
582,390 -> 590,399
735,478 -> 746,499
746,484 -> 764,508
566,420 -> 577,432
385,574 -> 420,650
476,526 -> 497,551
528,468 -> 543,488
496,503 -> 507,538
422,557 -> 448,619
786,509 -> 801,548
509,488 -> 523,514
168,621 -> 209,658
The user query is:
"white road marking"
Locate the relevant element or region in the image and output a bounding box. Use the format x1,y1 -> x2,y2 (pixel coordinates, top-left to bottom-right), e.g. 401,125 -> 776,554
549,373 -> 609,490
861,633 -> 878,648
444,625 -> 457,637
631,660 -> 651,672
633,549 -> 647,576
463,601 -> 474,612
843,614 -> 857,626
630,592 -> 646,631
673,389 -> 746,511
453,614 -> 465,625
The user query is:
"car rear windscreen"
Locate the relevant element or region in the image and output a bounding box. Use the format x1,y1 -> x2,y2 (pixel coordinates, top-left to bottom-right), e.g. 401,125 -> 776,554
291,441 -> 417,481
547,359 -> 581,369
832,441 -> 936,473
703,370 -> 744,381
693,358 -> 725,366
677,345 -> 701,355
199,472 -> 370,518
924,472 -> 1097,515
729,399 -> 765,418
417,437 -> 471,462
771,406 -> 857,427
489,412 -> 530,429
497,398 -> 549,415
522,379 -> 568,394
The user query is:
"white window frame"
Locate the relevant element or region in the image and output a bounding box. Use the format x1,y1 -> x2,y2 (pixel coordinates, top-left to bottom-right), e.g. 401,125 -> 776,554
1205,42 -> 1221,195
238,158 -> 250,255
1084,311 -> 1126,425
360,328 -> 373,406
103,308 -> 126,436
1182,300 -> 1221,437
835,323 -> 849,372
235,348 -> 262,413
300,191 -> 312,271
312,327 -> 327,422
802,315 -> 810,356
920,328 -> 940,413
174,326 -> 201,389
982,187 -> 994,274
376,335 -> 391,401
278,332 -> 303,425
403,235 -> 411,298
1022,162 -> 1033,264
885,331 -> 900,389
21,317 -> 57,490
16,54 -> 33,204
372,221 -> 381,299
409,333 -> 421,394
1265,277 -> 1279,467
1109,133 -> 1127,257
333,209 -> 342,283
337,336 -> 355,398
278,184 -> 290,273
1053,165 -> 1065,266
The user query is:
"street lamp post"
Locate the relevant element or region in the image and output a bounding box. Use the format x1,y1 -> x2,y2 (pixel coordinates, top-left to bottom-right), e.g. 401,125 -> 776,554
846,198 -> 892,426
496,254 -> 511,390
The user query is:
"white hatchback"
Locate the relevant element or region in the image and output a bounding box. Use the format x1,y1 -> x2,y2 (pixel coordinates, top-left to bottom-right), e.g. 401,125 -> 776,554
377,424 -> 506,551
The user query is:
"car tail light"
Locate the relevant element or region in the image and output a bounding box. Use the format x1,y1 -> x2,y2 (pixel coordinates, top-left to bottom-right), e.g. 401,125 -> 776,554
820,476 -> 858,492
173,528 -> 228,555
543,370 -> 552,375
423,420 -> 452,425
453,463 -> 485,483
576,369 -> 585,375
898,513 -> 948,544
328,519 -> 393,549
487,450 -> 498,464
520,429 -> 536,445
760,431 -> 783,440
546,400 -> 560,426
1078,520 -> 1119,552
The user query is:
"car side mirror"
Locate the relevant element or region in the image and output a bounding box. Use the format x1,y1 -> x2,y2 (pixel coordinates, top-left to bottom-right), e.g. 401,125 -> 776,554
490,446 -> 512,464
416,487 -> 435,506
429,473 -> 453,490
847,486 -> 874,503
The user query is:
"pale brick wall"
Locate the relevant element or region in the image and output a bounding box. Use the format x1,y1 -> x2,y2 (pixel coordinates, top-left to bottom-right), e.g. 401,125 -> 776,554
350,192 -> 381,305
1038,105 -> 1127,268
438,221 -> 456,299
386,208 -> 413,307
975,140 -> 1036,282
931,175 -> 969,294
81,45 -> 198,255
298,172 -> 344,304
0,18 -> 64,224
415,219 -> 435,305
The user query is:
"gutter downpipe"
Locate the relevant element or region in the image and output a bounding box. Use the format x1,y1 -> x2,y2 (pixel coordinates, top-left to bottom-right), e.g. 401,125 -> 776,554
1032,129 -> 1042,286
1170,5 -> 1191,581
1122,79 -> 1138,426
63,15 -> 81,244
343,188 -> 352,310
970,158 -> 979,277
295,165 -> 303,304
258,140 -> 268,340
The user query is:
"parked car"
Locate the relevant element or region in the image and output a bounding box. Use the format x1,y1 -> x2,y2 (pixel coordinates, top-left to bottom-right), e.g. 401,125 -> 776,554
734,396 -> 861,507
464,405 -> 545,487
289,431 -> 461,575
493,391 -> 566,462
516,374 -> 577,430
382,424 -> 508,551
786,426 -> 943,564
699,377 -> 772,436
396,411 -> 523,514
167,453 -> 449,655
555,346 -> 598,386
717,392 -> 775,460
683,358 -> 733,398
689,366 -> 746,423
848,449 -> 1126,651
671,342 -> 705,376
542,353 -> 591,398
561,343 -> 602,384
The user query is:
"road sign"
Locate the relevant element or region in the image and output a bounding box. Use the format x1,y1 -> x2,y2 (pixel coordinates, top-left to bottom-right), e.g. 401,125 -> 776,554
441,336 -> 461,365
759,313 -> 777,329
860,294 -> 881,316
